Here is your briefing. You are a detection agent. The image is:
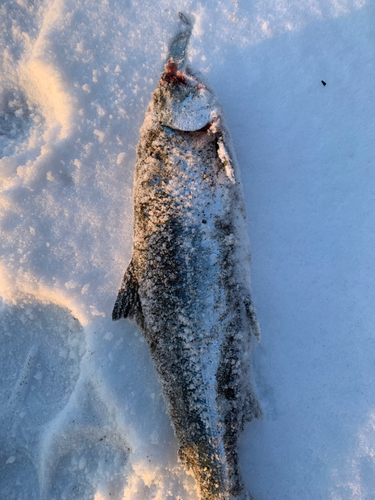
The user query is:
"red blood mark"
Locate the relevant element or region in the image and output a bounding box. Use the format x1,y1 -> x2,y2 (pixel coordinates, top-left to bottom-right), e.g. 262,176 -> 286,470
165,60 -> 177,75
197,121 -> 213,132
162,59 -> 186,85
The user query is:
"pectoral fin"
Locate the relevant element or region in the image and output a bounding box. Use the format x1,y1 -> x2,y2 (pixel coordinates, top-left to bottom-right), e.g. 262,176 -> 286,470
217,137 -> 235,183
112,259 -> 144,327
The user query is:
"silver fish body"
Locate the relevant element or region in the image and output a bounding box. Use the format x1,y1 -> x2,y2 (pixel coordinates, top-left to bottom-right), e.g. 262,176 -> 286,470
113,23 -> 261,500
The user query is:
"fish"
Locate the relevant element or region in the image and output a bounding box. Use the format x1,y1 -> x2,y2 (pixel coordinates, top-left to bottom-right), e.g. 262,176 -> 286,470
113,15 -> 261,500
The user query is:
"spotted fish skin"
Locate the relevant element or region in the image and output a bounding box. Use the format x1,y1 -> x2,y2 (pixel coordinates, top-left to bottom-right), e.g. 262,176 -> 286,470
113,22 -> 261,500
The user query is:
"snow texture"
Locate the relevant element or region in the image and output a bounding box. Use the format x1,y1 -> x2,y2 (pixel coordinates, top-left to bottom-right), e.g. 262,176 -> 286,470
1,0 -> 374,499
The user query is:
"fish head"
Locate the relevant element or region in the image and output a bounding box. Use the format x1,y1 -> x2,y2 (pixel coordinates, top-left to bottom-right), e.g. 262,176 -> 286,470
151,59 -> 221,133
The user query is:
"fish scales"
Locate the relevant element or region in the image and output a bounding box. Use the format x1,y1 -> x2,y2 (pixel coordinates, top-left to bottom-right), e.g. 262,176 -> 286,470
113,20 -> 261,500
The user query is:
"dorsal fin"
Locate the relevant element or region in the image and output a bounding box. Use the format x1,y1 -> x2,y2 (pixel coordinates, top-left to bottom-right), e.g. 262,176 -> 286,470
112,259 -> 144,328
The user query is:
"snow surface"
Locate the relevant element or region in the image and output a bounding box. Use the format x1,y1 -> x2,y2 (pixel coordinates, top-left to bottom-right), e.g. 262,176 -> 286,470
0,0 -> 374,499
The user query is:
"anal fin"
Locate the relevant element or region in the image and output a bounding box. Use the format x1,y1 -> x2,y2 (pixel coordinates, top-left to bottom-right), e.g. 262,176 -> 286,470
112,258 -> 144,327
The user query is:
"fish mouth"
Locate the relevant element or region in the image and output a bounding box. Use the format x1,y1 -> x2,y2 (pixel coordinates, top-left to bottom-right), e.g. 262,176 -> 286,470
168,14 -> 192,69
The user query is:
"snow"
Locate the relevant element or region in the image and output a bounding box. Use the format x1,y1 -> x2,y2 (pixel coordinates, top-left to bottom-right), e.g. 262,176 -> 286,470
0,0 -> 374,499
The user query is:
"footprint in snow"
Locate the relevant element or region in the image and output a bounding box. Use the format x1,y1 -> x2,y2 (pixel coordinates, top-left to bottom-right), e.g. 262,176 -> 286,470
0,299 -> 85,498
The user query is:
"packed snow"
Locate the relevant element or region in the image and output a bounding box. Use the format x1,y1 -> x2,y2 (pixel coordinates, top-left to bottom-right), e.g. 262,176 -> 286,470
1,0 -> 374,499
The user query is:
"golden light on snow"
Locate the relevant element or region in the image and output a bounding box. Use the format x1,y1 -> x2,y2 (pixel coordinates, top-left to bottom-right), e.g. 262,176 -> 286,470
20,59 -> 73,140
0,263 -> 89,326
